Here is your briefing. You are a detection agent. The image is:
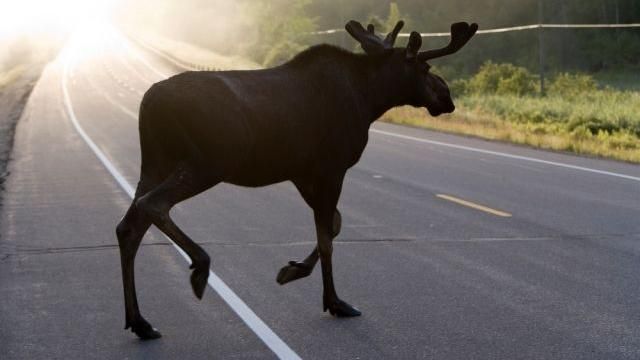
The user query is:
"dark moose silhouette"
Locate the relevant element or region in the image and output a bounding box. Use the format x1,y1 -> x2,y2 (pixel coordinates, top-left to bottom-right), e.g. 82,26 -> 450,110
116,19 -> 478,339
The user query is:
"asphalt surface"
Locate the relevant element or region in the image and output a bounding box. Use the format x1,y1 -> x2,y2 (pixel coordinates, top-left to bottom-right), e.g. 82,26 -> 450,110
1,26 -> 640,359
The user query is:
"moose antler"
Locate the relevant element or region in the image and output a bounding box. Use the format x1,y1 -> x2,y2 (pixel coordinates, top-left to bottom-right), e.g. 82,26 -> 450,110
346,20 -> 404,55
418,22 -> 478,61
405,31 -> 423,60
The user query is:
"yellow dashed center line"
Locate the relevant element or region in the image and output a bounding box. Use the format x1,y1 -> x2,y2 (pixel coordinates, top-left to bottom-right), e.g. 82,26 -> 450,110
436,194 -> 512,217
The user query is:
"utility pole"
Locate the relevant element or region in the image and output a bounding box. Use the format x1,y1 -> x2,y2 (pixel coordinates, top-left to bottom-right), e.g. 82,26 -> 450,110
339,0 -> 345,48
560,0 -> 569,70
615,0 -> 621,63
538,0 -> 545,95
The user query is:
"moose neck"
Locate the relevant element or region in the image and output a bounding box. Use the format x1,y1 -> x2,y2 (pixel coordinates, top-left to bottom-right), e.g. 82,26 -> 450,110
287,46 -> 413,125
352,54 -> 413,123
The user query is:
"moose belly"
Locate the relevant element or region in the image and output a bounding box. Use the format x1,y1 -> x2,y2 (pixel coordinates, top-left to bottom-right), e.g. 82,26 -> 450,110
223,134 -> 367,187
223,142 -> 315,187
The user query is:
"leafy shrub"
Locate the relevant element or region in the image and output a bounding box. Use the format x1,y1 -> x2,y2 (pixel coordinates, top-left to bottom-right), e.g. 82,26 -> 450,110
496,69 -> 537,96
548,73 -> 598,97
466,62 -> 537,96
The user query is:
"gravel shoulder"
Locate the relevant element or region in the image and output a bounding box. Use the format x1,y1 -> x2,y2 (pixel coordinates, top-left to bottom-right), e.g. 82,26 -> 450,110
0,64 -> 49,202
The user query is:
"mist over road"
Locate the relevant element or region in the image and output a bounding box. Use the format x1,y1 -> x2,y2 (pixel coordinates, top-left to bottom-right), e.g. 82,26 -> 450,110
1,27 -> 640,359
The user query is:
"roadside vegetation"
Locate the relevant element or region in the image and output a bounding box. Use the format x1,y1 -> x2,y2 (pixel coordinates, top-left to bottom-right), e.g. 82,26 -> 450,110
383,63 -> 640,163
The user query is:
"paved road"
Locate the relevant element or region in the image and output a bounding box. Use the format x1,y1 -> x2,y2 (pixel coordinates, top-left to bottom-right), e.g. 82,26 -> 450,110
1,26 -> 640,359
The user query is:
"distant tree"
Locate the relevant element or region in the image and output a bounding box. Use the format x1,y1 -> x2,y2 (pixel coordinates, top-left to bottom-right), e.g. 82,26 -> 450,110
119,0 -> 640,76
241,0 -> 317,66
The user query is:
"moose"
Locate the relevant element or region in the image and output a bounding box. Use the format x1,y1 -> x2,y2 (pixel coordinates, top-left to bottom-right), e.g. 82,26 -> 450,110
116,19 -> 478,339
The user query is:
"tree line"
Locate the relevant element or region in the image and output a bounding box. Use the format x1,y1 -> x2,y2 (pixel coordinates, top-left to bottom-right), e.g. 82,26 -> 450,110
119,0 -> 640,76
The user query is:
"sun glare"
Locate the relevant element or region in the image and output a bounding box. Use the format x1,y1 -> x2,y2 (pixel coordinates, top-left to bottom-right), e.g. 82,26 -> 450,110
0,0 -> 120,39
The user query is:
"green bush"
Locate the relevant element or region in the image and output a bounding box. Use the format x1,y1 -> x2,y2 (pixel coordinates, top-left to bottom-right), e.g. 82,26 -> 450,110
466,62 -> 537,96
548,73 -> 598,97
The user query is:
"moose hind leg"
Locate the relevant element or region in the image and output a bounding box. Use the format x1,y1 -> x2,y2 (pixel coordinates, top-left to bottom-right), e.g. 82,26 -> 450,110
116,201 -> 161,340
316,211 -> 360,317
312,175 -> 360,317
136,163 -> 218,300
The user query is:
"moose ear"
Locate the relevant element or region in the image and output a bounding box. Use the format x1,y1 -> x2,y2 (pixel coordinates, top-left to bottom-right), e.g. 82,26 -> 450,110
405,31 -> 422,61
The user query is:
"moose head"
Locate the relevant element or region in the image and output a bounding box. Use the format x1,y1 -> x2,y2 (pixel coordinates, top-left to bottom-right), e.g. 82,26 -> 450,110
346,20 -> 478,117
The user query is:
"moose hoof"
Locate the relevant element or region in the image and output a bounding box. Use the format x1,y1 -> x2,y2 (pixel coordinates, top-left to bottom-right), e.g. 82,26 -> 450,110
276,261 -> 313,285
324,299 -> 362,318
190,266 -> 209,300
129,318 -> 162,340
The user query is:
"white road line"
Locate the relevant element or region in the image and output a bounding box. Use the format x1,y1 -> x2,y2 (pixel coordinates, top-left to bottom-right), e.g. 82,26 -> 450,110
62,57 -> 300,360
370,129 -> 640,182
